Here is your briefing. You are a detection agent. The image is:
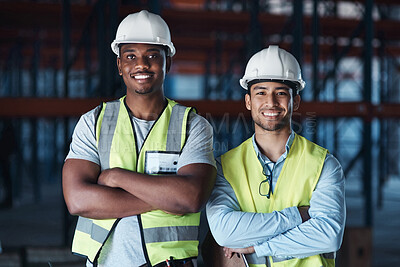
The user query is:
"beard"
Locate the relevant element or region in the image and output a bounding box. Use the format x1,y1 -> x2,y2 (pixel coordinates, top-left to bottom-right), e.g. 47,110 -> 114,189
134,86 -> 154,95
253,112 -> 292,132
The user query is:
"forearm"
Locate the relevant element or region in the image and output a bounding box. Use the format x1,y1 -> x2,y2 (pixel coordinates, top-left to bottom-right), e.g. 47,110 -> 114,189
63,159 -> 154,219
64,182 -> 153,219
207,204 -> 301,248
206,175 -> 302,248
101,164 -> 216,214
254,214 -> 345,258
254,155 -> 346,258
110,171 -> 194,213
210,209 -> 306,249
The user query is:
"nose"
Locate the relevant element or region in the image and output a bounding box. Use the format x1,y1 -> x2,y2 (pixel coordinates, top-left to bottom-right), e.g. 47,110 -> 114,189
264,93 -> 278,107
135,56 -> 149,70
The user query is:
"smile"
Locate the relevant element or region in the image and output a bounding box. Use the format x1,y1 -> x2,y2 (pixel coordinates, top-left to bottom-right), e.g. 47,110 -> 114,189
261,111 -> 280,117
131,73 -> 153,80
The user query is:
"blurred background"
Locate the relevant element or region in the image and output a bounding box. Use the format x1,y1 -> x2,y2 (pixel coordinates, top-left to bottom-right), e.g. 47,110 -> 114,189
0,0 -> 399,266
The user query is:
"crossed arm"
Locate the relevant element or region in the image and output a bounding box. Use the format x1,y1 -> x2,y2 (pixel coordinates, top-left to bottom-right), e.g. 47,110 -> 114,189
206,172 -> 307,248
206,155 -> 345,259
62,158 -> 216,219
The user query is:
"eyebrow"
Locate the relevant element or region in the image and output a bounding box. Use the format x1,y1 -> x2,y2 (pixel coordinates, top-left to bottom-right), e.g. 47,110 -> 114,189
253,85 -> 290,90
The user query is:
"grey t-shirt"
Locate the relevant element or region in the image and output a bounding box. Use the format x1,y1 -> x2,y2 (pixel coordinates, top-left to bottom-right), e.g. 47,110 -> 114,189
66,105 -> 216,266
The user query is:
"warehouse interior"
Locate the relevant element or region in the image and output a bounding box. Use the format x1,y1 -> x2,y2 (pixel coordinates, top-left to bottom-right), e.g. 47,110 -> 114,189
0,0 -> 399,266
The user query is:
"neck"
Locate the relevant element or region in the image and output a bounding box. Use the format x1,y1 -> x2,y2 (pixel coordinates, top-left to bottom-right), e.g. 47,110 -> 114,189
125,92 -> 166,121
254,127 -> 292,162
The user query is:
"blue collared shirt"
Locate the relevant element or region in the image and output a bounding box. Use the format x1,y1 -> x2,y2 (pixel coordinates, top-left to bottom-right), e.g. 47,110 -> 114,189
252,131 -> 296,195
206,131 -> 346,259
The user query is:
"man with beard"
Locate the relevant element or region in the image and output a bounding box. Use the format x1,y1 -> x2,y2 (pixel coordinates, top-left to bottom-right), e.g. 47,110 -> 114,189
205,46 -> 346,267
62,10 -> 216,267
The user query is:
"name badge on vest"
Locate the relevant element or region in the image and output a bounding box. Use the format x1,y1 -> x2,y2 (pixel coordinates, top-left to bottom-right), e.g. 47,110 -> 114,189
145,151 -> 180,174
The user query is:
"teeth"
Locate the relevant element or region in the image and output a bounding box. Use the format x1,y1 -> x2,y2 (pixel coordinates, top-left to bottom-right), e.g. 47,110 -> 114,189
134,74 -> 151,79
262,112 -> 279,116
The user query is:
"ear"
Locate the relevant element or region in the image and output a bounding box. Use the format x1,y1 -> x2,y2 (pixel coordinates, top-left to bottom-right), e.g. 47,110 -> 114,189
166,56 -> 172,73
245,93 -> 251,111
117,57 -> 122,76
293,94 -> 301,111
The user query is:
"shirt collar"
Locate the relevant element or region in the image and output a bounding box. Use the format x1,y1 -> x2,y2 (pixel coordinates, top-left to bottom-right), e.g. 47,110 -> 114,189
252,130 -> 296,165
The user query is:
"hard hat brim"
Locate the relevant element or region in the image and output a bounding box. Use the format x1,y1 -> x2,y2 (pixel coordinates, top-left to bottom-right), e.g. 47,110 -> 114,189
111,40 -> 176,57
240,76 -> 305,91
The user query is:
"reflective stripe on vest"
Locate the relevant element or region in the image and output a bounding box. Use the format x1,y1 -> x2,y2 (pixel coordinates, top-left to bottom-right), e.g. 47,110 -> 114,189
76,217 -> 109,243
143,225 -> 199,243
72,216 -> 116,262
71,97 -> 200,265
97,99 -> 119,171
221,134 -> 335,267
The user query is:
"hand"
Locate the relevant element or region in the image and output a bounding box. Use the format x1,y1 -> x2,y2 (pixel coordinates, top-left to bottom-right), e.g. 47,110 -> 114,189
98,168 -> 121,188
298,206 -> 310,223
223,246 -> 255,259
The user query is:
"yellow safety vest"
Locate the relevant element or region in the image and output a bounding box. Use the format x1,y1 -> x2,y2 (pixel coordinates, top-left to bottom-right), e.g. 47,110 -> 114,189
71,96 -> 200,266
221,134 -> 335,267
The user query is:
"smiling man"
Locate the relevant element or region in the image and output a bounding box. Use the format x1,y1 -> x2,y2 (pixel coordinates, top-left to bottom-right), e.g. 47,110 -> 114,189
62,10 -> 216,267
205,46 -> 346,267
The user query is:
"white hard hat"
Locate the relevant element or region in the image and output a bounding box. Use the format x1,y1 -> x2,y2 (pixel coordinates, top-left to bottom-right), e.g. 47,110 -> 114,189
239,45 -> 305,91
111,10 -> 176,57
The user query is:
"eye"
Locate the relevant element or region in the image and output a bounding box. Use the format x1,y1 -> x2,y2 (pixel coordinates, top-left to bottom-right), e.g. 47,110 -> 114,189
148,54 -> 159,59
277,91 -> 288,96
255,91 -> 265,95
126,54 -> 135,60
